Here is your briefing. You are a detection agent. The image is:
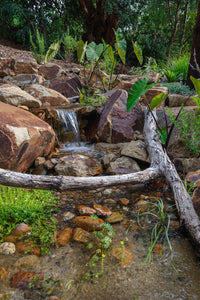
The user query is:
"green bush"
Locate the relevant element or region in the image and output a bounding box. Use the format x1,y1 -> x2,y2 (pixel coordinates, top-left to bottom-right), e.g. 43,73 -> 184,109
62,34 -> 78,61
163,83 -> 195,96
164,54 -> 190,83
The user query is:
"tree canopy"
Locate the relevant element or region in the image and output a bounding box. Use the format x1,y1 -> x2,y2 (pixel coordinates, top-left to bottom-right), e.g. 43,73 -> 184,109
0,0 -> 199,63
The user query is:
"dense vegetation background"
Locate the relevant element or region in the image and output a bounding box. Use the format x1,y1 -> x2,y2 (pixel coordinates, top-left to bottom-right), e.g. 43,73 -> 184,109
0,0 -> 199,65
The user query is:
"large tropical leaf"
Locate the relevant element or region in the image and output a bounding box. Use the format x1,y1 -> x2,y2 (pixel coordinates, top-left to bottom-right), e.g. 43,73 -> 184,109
150,92 -> 168,110
190,76 -> 200,97
115,28 -> 127,64
132,41 -> 143,65
127,78 -> 154,112
86,42 -> 103,61
77,40 -> 87,63
191,96 -> 200,109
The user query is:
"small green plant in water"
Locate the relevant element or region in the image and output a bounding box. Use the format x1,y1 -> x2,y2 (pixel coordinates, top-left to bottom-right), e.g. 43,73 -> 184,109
137,199 -> 176,270
0,185 -> 58,254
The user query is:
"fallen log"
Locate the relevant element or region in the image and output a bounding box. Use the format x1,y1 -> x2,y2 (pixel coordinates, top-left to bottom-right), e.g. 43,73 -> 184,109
0,108 -> 200,248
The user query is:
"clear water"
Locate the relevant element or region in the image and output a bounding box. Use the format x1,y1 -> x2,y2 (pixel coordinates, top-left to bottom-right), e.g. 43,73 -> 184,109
56,109 -> 80,143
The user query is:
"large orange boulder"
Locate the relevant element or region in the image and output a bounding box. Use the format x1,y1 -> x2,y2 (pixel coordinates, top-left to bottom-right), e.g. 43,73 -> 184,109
0,102 -> 55,172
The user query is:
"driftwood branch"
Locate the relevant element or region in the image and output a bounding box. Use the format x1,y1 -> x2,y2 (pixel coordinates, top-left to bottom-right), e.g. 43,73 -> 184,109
144,109 -> 200,249
0,109 -> 200,248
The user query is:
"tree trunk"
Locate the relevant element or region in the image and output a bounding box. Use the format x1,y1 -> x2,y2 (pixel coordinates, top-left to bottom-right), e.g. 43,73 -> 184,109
78,0 -> 119,44
0,109 -> 200,249
167,0 -> 182,59
187,0 -> 200,87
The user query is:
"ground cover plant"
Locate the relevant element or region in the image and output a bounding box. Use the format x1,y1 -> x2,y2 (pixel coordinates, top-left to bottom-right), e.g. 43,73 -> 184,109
0,185 -> 58,254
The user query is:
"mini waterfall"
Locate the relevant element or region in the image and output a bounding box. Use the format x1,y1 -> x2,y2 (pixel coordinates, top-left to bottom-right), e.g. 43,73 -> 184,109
56,109 -> 80,143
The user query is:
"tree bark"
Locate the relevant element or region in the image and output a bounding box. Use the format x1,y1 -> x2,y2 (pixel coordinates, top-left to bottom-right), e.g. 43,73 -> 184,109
0,109 -> 200,248
187,0 -> 200,87
78,0 -> 119,44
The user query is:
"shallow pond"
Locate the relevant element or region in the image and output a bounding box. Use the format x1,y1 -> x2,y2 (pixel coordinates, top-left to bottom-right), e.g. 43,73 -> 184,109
0,184 -> 200,300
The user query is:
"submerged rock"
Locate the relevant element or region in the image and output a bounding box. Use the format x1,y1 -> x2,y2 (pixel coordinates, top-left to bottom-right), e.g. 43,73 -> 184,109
11,271 -> 44,290
72,227 -> 90,243
75,205 -> 96,216
55,154 -> 103,177
106,212 -> 124,224
73,216 -> 104,231
121,140 -> 149,163
0,242 -> 16,255
93,202 -> 112,217
56,227 -> 73,247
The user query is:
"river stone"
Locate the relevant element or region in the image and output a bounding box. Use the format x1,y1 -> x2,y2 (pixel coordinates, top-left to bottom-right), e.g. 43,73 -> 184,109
12,223 -> 31,236
12,57 -> 38,74
102,153 -> 117,169
0,84 -> 42,107
186,169 -> 200,184
11,271 -> 44,290
56,227 -> 73,246
0,58 -> 14,77
25,84 -> 70,107
0,242 -> 16,254
72,227 -> 90,243
3,74 -> 45,87
75,205 -> 96,215
48,77 -> 81,98
93,202 -> 112,217
16,240 -> 41,256
73,216 -> 104,231
38,63 -> 64,79
97,89 -> 144,143
112,247 -> 133,267
173,158 -> 200,174
167,94 -> 197,107
121,140 -> 149,163
106,212 -> 124,223
106,156 -> 141,175
55,154 -> 103,177
0,102 -> 55,172
192,186 -> 200,216
14,255 -> 39,268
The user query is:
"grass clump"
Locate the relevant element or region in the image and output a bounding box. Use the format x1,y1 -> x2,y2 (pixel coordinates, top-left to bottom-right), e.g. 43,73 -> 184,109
163,83 -> 195,96
164,54 -> 190,83
0,185 -> 58,254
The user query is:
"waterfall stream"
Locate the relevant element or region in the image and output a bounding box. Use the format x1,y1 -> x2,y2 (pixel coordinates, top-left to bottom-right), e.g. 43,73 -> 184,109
56,109 -> 80,143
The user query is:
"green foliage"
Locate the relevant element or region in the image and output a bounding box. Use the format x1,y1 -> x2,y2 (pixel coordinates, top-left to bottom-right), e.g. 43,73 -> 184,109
190,76 -> 200,109
62,34 -> 77,61
77,40 -> 88,63
132,41 -> 143,65
30,28 -> 45,64
30,28 -> 60,64
137,199 -> 175,268
162,83 -> 195,96
79,89 -> 107,107
86,42 -> 104,61
45,40 -> 61,64
127,78 -> 156,112
0,186 -> 58,254
115,28 -> 127,64
164,70 -> 181,83
164,55 -> 190,82
149,93 -> 168,110
167,106 -> 200,156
